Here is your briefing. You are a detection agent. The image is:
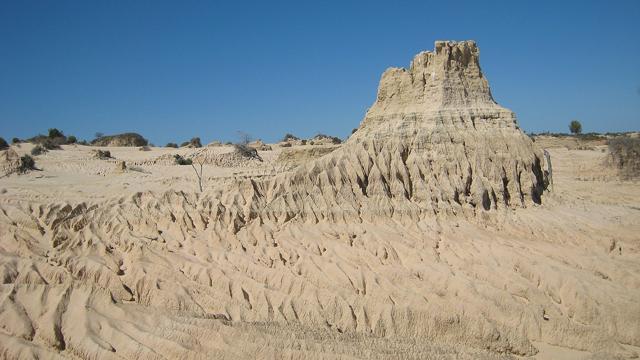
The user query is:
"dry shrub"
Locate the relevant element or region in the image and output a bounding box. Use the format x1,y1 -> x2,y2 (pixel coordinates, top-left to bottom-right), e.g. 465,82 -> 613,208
18,155 -> 36,174
92,149 -> 112,159
174,154 -> 192,165
31,145 -> 48,156
233,144 -> 262,161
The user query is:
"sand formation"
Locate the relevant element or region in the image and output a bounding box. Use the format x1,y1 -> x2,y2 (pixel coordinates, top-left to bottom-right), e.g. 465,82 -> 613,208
91,133 -> 148,147
256,40 -> 545,222
0,41 -> 639,359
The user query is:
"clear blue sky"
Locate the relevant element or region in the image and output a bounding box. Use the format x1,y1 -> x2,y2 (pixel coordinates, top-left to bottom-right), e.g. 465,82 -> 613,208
1,1 -> 639,145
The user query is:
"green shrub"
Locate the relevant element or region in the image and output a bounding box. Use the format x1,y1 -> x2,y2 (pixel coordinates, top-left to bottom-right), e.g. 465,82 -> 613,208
282,133 -> 299,142
67,135 -> 77,144
174,154 -> 193,165
48,128 -> 64,139
42,138 -> 62,150
569,120 -> 582,135
0,137 -> 8,150
166,142 -> 178,148
313,133 -> 342,144
579,132 -> 605,141
18,155 -> 36,174
11,137 -> 21,144
189,137 -> 202,148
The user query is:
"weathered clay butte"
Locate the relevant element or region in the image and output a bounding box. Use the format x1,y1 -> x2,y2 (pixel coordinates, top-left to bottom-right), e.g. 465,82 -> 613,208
0,41 -> 638,359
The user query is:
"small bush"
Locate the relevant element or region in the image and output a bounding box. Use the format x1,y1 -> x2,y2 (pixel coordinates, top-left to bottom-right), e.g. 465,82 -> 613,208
280,142 -> 292,147
66,135 -> 77,144
94,149 -> 111,159
42,138 -> 62,150
233,144 -> 262,161
579,133 -> 605,141
313,133 -> 342,144
31,145 -> 48,156
18,155 -> 36,174
11,137 -> 21,144
301,139 -> 307,145
174,154 -> 193,165
27,134 -> 63,149
78,140 -> 89,145
139,146 -> 151,151
166,142 -> 178,148
0,137 -> 8,150
48,128 -> 64,139
225,141 -> 233,145
282,133 -> 299,142
180,137 -> 202,148
309,140 -> 314,145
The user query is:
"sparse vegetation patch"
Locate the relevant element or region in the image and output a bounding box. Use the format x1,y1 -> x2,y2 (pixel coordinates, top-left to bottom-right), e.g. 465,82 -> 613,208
174,154 -> 193,165
18,155 -> 37,174
31,145 -> 48,156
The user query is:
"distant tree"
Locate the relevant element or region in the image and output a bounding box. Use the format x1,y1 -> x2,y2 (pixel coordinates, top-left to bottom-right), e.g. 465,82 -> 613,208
166,142 -> 178,148
67,135 -> 77,144
189,137 -> 202,148
48,128 -> 64,139
569,120 -> 582,135
0,137 -> 8,150
12,137 -> 21,144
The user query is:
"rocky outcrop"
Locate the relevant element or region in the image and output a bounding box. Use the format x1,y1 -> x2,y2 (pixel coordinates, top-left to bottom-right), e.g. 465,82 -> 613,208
252,40 -> 545,223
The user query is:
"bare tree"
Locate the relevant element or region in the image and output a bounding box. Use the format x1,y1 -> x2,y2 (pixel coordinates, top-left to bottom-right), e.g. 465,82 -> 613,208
190,159 -> 204,192
237,131 -> 253,145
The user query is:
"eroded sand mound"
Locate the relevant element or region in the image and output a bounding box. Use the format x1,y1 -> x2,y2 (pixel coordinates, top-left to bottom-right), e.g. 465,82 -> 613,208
0,148 -> 21,177
92,133 -> 148,147
0,41 -> 639,359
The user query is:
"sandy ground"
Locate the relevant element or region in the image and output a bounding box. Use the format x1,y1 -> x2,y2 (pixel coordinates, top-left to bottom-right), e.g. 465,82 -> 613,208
0,141 -> 639,359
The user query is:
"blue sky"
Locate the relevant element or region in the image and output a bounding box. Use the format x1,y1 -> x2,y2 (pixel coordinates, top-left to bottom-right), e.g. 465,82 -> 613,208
1,1 -> 638,145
